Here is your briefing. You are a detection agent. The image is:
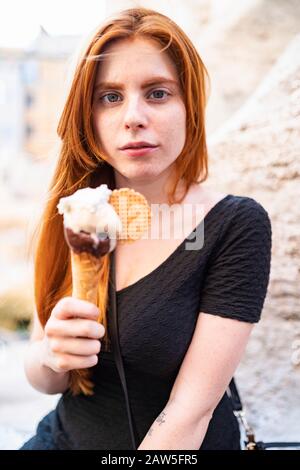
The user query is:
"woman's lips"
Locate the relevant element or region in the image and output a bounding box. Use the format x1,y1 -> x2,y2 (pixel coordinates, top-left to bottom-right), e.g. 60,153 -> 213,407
120,146 -> 159,157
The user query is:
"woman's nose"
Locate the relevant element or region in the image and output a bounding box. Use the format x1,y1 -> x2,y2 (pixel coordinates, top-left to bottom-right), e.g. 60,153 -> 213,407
123,97 -> 148,130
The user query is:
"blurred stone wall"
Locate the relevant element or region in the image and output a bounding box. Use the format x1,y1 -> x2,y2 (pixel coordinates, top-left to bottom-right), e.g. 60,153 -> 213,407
206,34 -> 300,440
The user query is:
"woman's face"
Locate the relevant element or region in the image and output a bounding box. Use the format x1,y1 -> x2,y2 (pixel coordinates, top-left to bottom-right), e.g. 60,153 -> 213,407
92,37 -> 186,184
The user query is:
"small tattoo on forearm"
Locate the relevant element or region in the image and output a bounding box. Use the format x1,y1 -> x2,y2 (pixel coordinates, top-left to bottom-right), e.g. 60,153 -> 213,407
156,411 -> 166,425
147,427 -> 154,437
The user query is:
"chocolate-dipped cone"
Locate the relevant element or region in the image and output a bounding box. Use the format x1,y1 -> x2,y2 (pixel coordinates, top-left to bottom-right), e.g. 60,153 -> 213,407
65,227 -> 111,258
65,228 -> 111,396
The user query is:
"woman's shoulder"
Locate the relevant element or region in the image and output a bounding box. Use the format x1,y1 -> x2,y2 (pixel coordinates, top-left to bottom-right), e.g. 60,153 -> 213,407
189,184 -> 268,217
228,194 -> 271,228
194,186 -> 272,242
216,193 -> 272,246
196,185 -> 270,220
187,184 -> 271,241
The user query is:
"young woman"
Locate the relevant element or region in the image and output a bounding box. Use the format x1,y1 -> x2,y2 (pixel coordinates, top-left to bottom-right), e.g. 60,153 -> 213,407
20,7 -> 272,450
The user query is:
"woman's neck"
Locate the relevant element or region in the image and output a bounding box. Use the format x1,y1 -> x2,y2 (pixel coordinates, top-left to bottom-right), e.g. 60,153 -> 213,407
113,170 -> 186,205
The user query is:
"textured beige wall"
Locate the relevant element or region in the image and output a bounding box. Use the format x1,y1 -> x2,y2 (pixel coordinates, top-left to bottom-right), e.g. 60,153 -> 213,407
206,34 -> 300,440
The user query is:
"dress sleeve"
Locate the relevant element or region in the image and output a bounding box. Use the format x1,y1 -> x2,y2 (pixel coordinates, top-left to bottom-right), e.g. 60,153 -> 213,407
199,197 -> 272,323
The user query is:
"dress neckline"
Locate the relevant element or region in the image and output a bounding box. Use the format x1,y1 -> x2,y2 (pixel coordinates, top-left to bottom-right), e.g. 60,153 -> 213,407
116,194 -> 232,295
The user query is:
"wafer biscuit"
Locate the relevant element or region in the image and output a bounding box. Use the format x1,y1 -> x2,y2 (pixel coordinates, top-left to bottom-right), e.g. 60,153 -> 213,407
109,188 -> 152,243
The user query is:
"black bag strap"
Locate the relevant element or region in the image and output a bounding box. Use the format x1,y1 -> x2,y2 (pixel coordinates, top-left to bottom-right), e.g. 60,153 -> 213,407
228,378 -> 300,450
228,378 -> 257,449
228,378 -> 243,411
108,250 -> 139,450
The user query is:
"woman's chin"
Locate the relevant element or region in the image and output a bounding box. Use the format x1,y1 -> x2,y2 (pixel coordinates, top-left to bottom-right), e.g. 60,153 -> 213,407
116,165 -> 163,183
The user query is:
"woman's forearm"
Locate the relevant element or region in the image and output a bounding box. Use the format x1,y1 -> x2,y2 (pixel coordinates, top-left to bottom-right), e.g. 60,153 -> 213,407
137,400 -> 211,450
24,339 -> 70,395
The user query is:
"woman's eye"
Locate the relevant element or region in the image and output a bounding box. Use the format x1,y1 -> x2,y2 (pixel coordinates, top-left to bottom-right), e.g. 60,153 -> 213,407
98,89 -> 170,104
100,93 -> 118,103
149,89 -> 169,100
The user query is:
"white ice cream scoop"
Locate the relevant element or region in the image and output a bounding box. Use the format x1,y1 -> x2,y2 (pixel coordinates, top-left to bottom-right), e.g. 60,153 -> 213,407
57,184 -> 122,253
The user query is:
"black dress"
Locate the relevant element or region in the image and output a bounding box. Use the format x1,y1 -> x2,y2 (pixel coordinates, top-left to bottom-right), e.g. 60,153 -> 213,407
20,194 -> 272,450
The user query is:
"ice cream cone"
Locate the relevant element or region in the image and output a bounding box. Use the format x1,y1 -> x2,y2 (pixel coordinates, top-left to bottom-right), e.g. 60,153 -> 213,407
63,253 -> 95,394
67,250 -> 105,395
71,251 -> 102,303
57,184 -> 151,396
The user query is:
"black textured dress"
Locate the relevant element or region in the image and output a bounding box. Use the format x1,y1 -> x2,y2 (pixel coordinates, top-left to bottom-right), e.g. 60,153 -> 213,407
20,194 -> 272,450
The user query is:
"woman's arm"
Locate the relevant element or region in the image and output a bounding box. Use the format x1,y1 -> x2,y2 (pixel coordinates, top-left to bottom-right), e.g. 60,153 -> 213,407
138,312 -> 254,450
24,339 -> 71,395
24,309 -> 70,395
24,299 -> 104,395
137,400 -> 212,450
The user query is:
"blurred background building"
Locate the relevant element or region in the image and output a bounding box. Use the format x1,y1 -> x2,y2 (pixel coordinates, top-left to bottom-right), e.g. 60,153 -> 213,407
0,0 -> 299,450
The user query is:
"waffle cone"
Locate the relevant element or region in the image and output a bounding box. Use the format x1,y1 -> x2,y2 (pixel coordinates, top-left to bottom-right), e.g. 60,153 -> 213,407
71,251 -> 102,303
109,188 -> 151,243
70,250 -> 104,396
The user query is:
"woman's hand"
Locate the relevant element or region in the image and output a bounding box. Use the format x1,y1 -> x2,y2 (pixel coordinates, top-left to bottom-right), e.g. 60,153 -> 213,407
41,297 -> 105,374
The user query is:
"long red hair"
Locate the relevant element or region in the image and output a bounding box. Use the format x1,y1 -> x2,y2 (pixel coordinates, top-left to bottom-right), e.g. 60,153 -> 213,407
32,7 -> 209,395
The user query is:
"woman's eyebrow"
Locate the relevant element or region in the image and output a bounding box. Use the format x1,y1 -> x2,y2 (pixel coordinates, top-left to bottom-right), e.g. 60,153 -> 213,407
94,76 -> 179,91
